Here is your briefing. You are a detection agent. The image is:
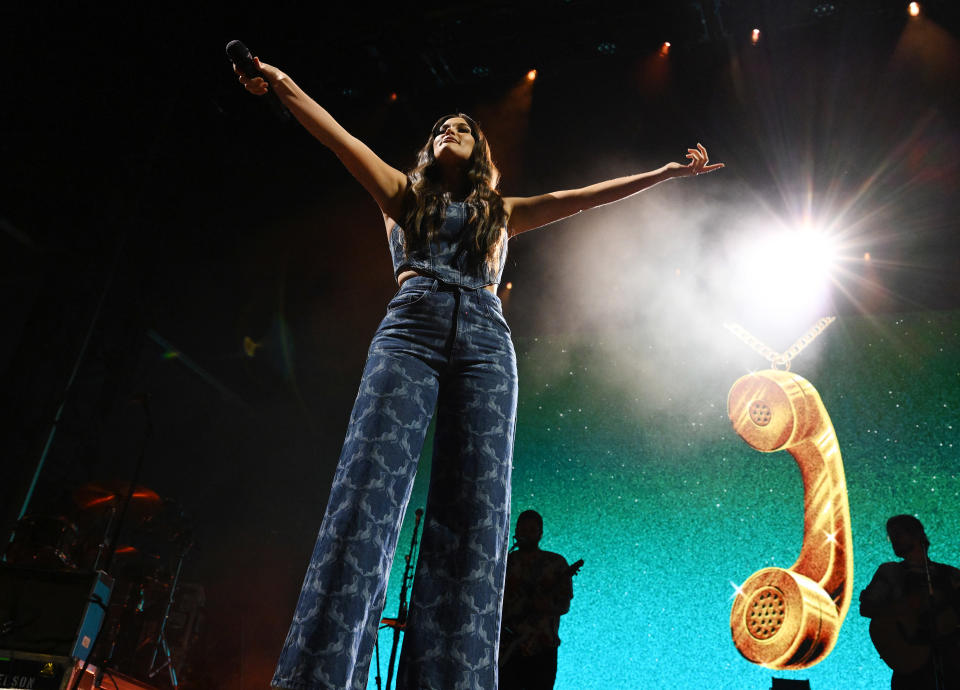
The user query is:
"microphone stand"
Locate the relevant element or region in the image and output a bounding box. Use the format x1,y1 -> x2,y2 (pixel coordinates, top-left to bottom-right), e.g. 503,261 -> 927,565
385,508 -> 423,690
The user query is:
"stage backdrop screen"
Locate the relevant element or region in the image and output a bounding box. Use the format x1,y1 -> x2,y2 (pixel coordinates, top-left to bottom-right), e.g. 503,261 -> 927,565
370,309 -> 959,689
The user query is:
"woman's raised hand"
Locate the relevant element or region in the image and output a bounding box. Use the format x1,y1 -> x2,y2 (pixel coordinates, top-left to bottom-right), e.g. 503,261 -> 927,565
667,143 -> 724,177
233,57 -> 285,95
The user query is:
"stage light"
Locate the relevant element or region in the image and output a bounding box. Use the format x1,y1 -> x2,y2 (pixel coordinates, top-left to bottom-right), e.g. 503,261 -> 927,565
505,282 -> 513,290
660,42 -> 671,57
388,92 -> 398,102
596,41 -> 616,55
730,224 -> 839,326
863,252 -> 871,262
751,28 -> 761,45
526,69 -> 538,82
812,2 -> 837,19
908,2 -> 920,17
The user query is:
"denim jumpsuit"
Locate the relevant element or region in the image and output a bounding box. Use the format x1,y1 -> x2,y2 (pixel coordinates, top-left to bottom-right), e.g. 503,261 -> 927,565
273,202 -> 517,690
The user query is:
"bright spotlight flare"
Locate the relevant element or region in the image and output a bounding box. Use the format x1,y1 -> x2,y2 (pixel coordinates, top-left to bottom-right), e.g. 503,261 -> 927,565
226,40 -> 292,121
908,2 -> 920,17
730,223 -> 840,330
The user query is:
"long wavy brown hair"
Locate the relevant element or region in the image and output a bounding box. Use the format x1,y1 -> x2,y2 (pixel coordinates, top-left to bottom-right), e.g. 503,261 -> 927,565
400,113 -> 508,272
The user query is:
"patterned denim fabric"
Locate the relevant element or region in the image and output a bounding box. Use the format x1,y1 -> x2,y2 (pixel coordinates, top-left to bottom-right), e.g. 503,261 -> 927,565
272,276 -> 518,690
388,202 -> 508,289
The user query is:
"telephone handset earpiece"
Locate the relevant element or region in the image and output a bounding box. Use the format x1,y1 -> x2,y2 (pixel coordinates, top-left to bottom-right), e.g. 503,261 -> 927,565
727,370 -> 853,669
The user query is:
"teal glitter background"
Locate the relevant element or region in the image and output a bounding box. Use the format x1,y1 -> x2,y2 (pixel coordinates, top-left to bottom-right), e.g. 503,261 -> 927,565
370,310 -> 959,688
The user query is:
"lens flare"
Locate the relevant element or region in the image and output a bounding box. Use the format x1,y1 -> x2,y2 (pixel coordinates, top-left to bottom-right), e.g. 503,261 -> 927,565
730,223 -> 840,330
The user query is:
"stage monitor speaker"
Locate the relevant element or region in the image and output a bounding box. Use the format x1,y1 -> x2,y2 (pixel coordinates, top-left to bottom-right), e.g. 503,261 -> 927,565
0,564 -> 113,661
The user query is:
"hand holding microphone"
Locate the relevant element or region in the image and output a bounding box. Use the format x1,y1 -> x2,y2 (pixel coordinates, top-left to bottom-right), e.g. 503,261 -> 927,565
226,40 -> 291,120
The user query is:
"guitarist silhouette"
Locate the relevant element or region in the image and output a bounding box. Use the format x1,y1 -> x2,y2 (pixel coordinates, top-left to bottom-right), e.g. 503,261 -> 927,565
860,514 -> 960,689
499,510 -> 581,690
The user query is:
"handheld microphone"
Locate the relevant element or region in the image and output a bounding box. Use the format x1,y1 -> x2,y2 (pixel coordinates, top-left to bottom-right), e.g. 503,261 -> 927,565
226,40 -> 291,121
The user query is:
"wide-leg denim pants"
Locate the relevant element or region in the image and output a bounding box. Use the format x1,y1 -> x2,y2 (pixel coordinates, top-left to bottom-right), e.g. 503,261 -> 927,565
273,276 -> 518,690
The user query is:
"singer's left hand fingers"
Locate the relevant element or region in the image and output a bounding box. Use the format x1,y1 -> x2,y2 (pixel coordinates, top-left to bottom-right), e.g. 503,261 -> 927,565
678,144 -> 724,176
694,144 -> 724,174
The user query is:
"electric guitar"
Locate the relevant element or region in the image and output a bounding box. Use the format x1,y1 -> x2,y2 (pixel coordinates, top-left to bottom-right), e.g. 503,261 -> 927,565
869,576 -> 960,673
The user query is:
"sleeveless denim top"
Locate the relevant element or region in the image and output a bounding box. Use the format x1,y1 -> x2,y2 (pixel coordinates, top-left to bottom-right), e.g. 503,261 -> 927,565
388,202 -> 507,289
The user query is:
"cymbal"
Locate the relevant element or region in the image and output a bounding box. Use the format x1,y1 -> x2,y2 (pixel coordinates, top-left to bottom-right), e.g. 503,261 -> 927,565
73,481 -> 162,516
113,544 -> 143,557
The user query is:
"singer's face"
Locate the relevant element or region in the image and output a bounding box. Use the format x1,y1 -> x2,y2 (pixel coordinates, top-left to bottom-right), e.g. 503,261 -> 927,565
432,117 -> 475,164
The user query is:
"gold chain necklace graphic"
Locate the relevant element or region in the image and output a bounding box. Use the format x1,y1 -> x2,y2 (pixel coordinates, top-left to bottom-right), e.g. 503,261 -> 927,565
724,317 -> 836,371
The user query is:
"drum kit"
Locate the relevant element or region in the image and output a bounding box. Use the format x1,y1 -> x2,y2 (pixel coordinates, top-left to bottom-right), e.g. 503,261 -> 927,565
5,480 -> 197,688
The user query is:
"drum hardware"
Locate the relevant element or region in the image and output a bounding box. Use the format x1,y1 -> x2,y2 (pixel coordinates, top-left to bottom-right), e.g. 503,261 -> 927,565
70,539 -> 168,690
72,481 -> 163,573
87,542 -> 190,687
74,393 -> 157,690
5,514 -> 81,571
69,489 -> 194,690
143,537 -> 194,689
8,392 -> 199,688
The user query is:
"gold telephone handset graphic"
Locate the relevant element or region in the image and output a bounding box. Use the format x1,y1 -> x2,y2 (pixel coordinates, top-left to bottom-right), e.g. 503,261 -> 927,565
728,369 -> 853,670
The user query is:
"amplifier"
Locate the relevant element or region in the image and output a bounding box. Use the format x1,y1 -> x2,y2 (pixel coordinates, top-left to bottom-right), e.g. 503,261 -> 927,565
0,565 -> 113,661
0,649 -> 76,690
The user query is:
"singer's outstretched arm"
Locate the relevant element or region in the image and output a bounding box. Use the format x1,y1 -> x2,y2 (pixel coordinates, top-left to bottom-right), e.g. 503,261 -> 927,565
503,144 -> 723,236
236,58 -> 408,220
